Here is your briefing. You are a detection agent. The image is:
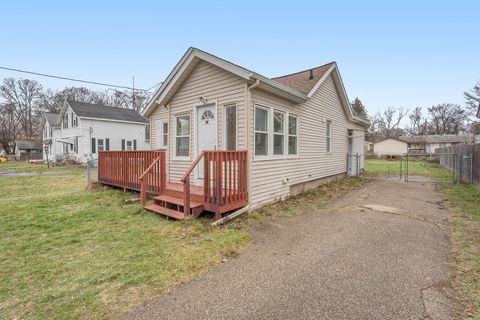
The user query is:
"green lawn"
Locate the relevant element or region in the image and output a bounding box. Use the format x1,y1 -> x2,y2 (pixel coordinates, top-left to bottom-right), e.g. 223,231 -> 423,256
364,158 -> 453,181
0,161 -> 83,173
0,165 -> 368,319
364,159 -> 480,318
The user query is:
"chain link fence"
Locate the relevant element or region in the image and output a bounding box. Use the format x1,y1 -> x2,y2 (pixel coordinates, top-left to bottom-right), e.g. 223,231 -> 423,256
87,159 -> 98,183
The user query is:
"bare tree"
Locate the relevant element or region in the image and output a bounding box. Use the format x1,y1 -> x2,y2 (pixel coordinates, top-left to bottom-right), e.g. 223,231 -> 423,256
405,107 -> 426,135
375,106 -> 408,138
427,103 -> 466,134
0,103 -> 18,154
464,81 -> 480,117
0,78 -> 43,139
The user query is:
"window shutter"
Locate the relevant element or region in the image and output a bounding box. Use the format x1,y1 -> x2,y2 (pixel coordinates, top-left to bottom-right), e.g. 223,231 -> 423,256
106,138 -> 110,151
133,140 -> 137,150
121,139 -> 125,151
91,138 -> 96,154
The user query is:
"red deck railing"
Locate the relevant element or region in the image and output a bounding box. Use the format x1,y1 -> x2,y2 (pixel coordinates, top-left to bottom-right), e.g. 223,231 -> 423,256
181,150 -> 248,218
98,150 -> 166,194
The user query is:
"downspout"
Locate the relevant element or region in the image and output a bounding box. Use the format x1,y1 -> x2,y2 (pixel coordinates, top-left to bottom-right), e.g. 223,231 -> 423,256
167,104 -> 171,182
246,78 -> 260,212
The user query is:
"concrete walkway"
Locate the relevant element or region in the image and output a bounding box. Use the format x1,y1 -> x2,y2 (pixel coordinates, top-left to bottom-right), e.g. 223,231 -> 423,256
125,179 -> 453,320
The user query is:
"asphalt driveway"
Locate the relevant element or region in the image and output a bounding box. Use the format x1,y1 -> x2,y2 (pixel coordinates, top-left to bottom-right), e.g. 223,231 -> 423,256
125,179 -> 452,320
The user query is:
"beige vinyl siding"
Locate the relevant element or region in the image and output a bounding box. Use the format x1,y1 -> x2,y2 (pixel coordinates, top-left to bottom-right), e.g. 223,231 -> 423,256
149,60 -> 247,182
249,74 -> 365,208
374,138 -> 408,156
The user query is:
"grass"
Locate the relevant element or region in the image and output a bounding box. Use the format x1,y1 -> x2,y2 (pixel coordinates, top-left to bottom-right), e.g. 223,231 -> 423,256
0,161 -> 82,173
364,159 -> 480,318
0,168 -> 367,319
364,158 -> 453,181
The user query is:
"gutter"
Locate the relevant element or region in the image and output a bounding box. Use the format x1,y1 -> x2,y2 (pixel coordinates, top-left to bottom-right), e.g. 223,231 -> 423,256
245,79 -> 260,216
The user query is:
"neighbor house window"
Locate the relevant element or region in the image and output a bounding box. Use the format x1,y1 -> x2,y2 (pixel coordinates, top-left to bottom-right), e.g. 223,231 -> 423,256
97,139 -> 105,152
121,139 -> 136,151
74,137 -> 78,154
63,114 -> 68,129
273,110 -> 285,155
175,115 -> 190,157
254,106 -> 268,156
71,115 -> 78,127
288,115 -> 298,155
225,104 -> 237,150
326,120 -> 332,152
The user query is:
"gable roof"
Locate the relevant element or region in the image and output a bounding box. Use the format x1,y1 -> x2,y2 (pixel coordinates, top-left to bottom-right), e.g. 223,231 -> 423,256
43,112 -> 61,127
65,100 -> 147,123
143,47 -> 369,127
15,140 -> 42,150
271,62 -> 335,95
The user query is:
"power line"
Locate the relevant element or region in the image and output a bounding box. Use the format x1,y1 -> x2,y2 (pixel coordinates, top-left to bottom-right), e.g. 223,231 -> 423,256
0,65 -> 155,92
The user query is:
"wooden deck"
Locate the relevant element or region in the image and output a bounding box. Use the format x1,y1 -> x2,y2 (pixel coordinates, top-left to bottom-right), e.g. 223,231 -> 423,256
98,150 -> 248,220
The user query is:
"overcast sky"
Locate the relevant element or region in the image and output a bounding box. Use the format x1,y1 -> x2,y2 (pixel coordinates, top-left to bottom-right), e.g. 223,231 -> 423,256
0,1 -> 478,116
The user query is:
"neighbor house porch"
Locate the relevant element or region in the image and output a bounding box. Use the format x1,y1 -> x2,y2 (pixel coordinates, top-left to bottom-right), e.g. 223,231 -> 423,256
98,150 -> 248,220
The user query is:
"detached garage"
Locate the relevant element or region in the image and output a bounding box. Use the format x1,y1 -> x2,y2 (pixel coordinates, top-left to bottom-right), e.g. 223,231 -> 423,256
373,138 -> 408,157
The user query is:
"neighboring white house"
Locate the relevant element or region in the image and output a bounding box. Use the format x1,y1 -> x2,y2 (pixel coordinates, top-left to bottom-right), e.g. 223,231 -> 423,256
373,138 -> 408,156
143,47 -> 369,209
399,134 -> 473,154
41,112 -> 62,162
53,100 -> 149,163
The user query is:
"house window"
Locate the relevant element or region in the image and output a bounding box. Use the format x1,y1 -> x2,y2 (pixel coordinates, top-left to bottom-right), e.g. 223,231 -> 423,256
288,115 -> 298,155
71,115 -> 78,127
326,120 -> 332,153
97,139 -> 105,152
254,106 -> 268,156
175,115 -> 190,157
156,120 -> 168,148
74,137 -> 78,154
273,111 -> 285,155
145,123 -> 151,141
225,104 -> 237,150
126,140 -> 132,150
63,114 -> 68,129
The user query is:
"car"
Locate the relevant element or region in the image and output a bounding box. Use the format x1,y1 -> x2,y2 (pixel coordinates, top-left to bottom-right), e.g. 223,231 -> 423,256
0,156 -> 7,162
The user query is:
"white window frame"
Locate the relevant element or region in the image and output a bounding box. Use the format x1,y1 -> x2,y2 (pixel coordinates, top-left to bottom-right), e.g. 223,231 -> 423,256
126,140 -> 133,151
253,103 -> 300,161
326,120 -> 332,153
272,110 -> 286,157
288,114 -> 299,156
97,138 -> 105,152
174,113 -> 191,160
156,120 -> 168,149
223,103 -> 238,150
254,105 -> 270,158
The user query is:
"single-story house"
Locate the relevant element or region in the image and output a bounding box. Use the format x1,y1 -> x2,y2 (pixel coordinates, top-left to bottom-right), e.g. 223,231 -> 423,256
399,134 -> 472,154
116,47 -> 369,219
15,140 -> 43,161
41,112 -> 62,162
49,100 -> 150,163
373,137 -> 408,156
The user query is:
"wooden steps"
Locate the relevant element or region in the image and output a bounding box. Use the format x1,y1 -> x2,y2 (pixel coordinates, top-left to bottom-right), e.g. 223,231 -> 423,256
143,183 -> 204,219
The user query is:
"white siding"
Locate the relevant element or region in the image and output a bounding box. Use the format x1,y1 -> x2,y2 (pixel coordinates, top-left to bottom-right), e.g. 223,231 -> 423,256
150,60 -> 247,182
249,74 -> 365,208
374,138 -> 408,156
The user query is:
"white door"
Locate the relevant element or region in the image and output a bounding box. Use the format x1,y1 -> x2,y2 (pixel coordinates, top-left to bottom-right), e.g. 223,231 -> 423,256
196,105 -> 217,179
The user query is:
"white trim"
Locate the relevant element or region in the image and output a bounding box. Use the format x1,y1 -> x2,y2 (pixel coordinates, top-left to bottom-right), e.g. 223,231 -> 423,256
253,104 -> 270,159
222,102 -> 238,150
306,63 -> 337,98
272,109 -> 286,157
156,119 -> 168,149
193,102 -> 218,181
173,113 -> 192,161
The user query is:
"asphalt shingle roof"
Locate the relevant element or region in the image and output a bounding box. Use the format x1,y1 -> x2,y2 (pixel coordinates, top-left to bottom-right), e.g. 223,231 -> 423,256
66,100 -> 147,123
399,135 -> 469,144
16,140 -> 42,150
271,62 -> 335,95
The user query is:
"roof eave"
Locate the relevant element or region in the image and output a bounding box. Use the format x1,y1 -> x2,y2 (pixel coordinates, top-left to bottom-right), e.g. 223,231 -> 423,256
252,73 -> 308,103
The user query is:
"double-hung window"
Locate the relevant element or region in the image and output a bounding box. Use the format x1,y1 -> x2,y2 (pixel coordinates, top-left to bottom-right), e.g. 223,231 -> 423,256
97,139 -> 105,152
326,120 -> 332,153
225,104 -> 237,150
175,115 -> 190,158
273,111 -> 285,155
254,106 -> 269,156
288,115 -> 298,155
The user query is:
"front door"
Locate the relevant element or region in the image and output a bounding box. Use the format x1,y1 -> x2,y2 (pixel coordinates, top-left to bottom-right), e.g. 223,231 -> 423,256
196,105 -> 217,179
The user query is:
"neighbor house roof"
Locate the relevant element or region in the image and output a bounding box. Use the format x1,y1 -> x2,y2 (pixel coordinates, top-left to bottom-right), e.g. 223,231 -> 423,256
399,134 -> 468,144
374,137 -> 407,144
65,100 -> 147,123
43,112 -> 61,127
272,62 -> 335,95
15,140 -> 42,150
143,47 -> 369,127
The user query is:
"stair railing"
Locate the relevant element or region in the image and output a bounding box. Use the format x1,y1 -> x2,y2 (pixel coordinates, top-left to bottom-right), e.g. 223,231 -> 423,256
181,151 -> 205,217
139,154 -> 165,206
